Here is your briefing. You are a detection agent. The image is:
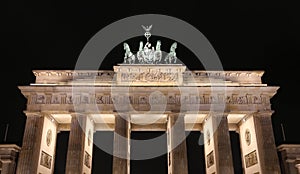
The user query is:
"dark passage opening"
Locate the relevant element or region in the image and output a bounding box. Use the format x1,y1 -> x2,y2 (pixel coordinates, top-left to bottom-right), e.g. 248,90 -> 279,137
186,131 -> 206,174
54,131 -> 69,174
130,131 -> 167,174
92,131 -> 114,174
230,131 -> 243,174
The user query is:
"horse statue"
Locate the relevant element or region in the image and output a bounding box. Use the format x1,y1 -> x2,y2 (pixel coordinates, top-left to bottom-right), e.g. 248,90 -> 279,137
137,41 -> 145,64
153,40 -> 162,64
143,46 -> 154,64
164,42 -> 177,64
123,43 -> 136,64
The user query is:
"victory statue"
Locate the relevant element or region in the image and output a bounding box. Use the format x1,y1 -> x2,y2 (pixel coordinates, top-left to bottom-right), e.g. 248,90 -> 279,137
123,25 -> 178,64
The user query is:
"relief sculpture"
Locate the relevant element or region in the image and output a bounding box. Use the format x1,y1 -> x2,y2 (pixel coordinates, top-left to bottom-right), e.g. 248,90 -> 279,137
27,92 -> 270,106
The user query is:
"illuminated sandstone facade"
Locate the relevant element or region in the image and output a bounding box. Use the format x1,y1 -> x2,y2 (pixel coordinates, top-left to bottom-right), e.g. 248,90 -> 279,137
16,64 -> 281,174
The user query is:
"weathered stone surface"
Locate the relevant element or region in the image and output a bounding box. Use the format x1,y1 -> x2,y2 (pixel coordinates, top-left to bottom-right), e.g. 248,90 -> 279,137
203,114 -> 234,174
254,114 -> 281,173
278,144 -> 300,174
16,65 -> 282,173
0,144 -> 20,174
113,114 -> 130,174
167,114 -> 188,174
16,115 -> 44,174
65,115 -> 87,174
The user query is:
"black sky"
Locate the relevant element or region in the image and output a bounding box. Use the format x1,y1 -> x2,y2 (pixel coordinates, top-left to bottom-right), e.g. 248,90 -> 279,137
3,0 -> 300,173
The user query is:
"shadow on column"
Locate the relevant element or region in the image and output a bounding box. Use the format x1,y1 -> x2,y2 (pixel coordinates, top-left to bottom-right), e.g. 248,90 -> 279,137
229,131 -> 243,174
186,131 -> 206,174
130,131 -> 167,174
54,131 -> 69,174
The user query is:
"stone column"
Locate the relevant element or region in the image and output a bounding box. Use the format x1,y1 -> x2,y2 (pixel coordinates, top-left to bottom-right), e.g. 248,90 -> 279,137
167,113 -> 188,174
277,144 -> 300,174
238,112 -> 281,174
296,161 -> 300,174
0,144 -> 20,174
16,113 -> 58,174
113,114 -> 130,174
203,113 -> 234,174
65,114 -> 94,174
1,161 -> 16,174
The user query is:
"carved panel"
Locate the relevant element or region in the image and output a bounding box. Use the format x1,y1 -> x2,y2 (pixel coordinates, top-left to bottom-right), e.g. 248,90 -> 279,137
207,151 -> 214,168
46,129 -> 52,146
139,96 -> 148,104
245,150 -> 258,168
253,95 -> 262,104
74,94 -> 81,104
36,95 -> 45,104
121,71 -> 178,82
84,151 -> 91,168
29,94 -> 37,104
46,94 -> 52,104
206,130 -> 211,146
88,130 -> 91,146
81,95 -> 89,104
96,94 -> 105,104
175,95 -> 181,104
40,151 -> 52,169
168,95 -> 176,104
245,129 -> 251,146
61,94 -> 67,104
26,92 -> 271,106
149,93 -> 165,104
66,95 -> 73,104
181,95 -> 190,104
237,96 -> 247,104
51,95 -> 60,104
246,94 -> 253,104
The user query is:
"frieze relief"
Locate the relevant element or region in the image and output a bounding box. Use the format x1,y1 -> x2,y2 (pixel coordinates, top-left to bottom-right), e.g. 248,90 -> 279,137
120,71 -> 178,82
26,92 -> 270,105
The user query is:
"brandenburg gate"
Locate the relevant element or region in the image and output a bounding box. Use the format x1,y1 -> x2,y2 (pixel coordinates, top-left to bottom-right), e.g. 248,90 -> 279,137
15,34 -> 282,173
16,65 -> 281,174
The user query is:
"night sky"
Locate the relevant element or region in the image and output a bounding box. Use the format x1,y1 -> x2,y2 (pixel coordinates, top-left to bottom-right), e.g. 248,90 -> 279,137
3,0 -> 300,173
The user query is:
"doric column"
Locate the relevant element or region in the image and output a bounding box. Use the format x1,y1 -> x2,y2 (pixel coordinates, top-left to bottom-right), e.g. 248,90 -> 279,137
203,113 -> 234,174
16,113 -> 58,174
0,144 -> 20,174
238,112 -> 281,174
65,114 -> 94,174
296,160 -> 300,174
113,114 -> 130,174
167,113 -> 188,174
277,144 -> 300,174
1,161 -> 16,174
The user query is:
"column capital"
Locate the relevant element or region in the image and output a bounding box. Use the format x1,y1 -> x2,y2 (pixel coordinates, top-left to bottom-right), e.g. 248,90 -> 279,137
114,112 -> 130,116
252,111 -> 274,117
203,112 -> 228,122
23,112 -> 42,117
70,112 -> 86,117
0,144 -> 21,152
295,162 -> 300,174
1,159 -> 14,163
167,112 -> 185,118
208,112 -> 228,117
